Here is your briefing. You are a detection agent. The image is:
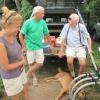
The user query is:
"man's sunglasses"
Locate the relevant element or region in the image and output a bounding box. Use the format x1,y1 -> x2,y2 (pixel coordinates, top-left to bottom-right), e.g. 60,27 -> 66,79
68,17 -> 71,20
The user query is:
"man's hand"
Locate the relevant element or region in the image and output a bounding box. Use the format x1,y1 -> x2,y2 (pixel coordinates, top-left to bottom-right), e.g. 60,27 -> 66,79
21,46 -> 26,52
58,51 -> 64,58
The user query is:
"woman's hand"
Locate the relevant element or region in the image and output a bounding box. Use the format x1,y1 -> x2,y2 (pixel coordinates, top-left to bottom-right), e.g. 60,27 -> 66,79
20,58 -> 26,70
21,58 -> 26,66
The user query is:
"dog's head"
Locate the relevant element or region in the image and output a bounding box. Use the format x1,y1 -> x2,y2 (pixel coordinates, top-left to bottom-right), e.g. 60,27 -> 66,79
78,90 -> 87,100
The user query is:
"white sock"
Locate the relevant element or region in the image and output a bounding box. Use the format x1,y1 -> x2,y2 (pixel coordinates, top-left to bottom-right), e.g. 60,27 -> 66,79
33,74 -> 37,80
70,70 -> 75,77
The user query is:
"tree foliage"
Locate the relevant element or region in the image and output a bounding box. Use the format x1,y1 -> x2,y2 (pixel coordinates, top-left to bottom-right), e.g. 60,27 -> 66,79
20,0 -> 33,22
80,0 -> 100,24
0,0 -> 16,9
94,0 -> 100,20
0,0 -> 33,22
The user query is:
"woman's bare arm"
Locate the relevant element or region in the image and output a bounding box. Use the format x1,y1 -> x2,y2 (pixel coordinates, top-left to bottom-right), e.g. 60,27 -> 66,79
0,43 -> 25,71
19,33 -> 26,51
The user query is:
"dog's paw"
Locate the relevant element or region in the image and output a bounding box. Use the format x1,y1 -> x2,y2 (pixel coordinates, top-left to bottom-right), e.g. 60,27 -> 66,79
54,98 -> 59,100
43,78 -> 51,82
46,79 -> 51,82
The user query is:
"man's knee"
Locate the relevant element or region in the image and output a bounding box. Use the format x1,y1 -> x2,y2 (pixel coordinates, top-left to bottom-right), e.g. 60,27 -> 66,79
29,63 -> 43,68
37,63 -> 43,67
29,63 -> 35,67
79,61 -> 86,67
67,57 -> 74,65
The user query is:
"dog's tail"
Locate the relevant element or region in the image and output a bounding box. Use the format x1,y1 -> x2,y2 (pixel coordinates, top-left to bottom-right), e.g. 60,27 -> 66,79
57,67 -> 63,72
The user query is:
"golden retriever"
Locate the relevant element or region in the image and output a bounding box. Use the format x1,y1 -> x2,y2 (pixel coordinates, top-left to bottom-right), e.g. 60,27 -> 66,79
45,68 -> 86,100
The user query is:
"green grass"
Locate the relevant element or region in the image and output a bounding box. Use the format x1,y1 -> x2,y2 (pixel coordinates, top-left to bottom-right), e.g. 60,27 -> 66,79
92,41 -> 100,59
86,41 -> 100,71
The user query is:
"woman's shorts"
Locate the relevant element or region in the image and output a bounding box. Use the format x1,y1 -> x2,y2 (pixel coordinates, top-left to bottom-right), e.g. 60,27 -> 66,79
2,69 -> 27,96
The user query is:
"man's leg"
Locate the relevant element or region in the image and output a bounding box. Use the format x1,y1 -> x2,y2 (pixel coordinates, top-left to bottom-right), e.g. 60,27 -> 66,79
27,63 -> 43,85
78,58 -> 86,75
32,49 -> 44,85
27,63 -> 34,81
66,47 -> 75,77
67,56 -> 75,77
27,63 -> 43,75
77,47 -> 86,75
30,49 -> 44,85
26,51 -> 35,81
11,93 -> 20,100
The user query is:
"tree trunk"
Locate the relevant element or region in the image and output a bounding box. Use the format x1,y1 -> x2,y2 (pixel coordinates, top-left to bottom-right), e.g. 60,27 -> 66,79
87,12 -> 90,31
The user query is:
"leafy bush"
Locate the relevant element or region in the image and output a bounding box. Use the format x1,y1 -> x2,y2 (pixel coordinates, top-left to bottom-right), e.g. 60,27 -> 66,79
20,0 -> 33,22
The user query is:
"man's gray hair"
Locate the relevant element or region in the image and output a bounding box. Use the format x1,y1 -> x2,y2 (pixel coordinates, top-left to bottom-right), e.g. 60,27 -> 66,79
30,6 -> 44,17
70,13 -> 79,23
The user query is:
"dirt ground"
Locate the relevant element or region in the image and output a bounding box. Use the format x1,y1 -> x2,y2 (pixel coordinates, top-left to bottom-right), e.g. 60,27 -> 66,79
29,76 -> 68,100
29,56 -> 69,100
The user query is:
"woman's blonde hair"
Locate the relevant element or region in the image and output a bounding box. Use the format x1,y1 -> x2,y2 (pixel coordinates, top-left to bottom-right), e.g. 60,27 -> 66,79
1,6 -> 22,29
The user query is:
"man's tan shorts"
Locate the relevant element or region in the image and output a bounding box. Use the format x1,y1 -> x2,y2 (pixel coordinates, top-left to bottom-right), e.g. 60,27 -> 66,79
65,46 -> 86,58
26,49 -> 44,64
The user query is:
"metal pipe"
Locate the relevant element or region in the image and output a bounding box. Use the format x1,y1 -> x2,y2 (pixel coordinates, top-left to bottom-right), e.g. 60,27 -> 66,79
76,8 -> 98,72
69,73 -> 95,90
69,77 -> 98,99
76,8 -> 85,25
89,53 -> 98,71
69,73 -> 95,99
72,80 -> 100,100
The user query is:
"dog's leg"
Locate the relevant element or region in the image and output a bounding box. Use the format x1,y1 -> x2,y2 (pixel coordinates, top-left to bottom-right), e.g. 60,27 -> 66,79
44,76 -> 58,82
55,88 -> 67,100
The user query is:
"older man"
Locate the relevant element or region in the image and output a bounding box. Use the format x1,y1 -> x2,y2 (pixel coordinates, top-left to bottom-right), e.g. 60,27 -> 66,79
19,6 -> 51,85
59,13 -> 92,77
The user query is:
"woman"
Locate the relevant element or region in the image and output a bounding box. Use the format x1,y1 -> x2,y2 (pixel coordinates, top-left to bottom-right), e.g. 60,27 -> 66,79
0,6 -> 29,100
